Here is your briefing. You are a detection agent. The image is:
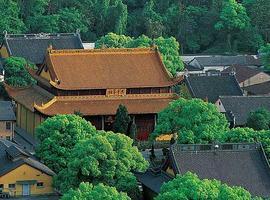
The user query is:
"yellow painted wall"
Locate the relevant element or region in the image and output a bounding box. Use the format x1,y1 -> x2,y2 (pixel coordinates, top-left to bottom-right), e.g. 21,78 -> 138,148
0,45 -> 9,58
16,104 -> 45,136
0,164 -> 54,197
166,167 -> 175,177
40,69 -> 51,81
0,121 -> 14,140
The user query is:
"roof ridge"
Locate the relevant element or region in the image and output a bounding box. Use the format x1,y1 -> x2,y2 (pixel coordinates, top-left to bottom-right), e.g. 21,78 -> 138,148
220,95 -> 270,98
48,47 -> 158,55
5,32 -> 79,39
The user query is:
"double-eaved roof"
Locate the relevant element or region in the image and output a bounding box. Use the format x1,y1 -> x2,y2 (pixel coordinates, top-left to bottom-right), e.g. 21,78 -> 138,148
170,143 -> 270,198
6,48 -> 180,116
1,32 -> 84,64
218,96 -> 270,126
0,101 -> 16,121
185,73 -> 243,103
0,139 -> 55,177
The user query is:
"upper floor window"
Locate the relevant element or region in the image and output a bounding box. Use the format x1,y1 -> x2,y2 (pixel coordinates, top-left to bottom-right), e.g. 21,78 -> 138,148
8,184 -> 15,189
37,182 -> 44,187
6,122 -> 11,130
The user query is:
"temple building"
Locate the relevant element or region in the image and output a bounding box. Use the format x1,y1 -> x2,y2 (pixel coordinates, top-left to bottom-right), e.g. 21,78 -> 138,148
6,47 -> 181,140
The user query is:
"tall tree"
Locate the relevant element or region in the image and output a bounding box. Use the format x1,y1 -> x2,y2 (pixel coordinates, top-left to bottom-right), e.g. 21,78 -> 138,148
152,98 -> 229,144
54,131 -> 148,195
215,0 -> 250,52
113,104 -> 131,135
36,114 -> 97,173
61,182 -> 130,200
243,0 -> 270,42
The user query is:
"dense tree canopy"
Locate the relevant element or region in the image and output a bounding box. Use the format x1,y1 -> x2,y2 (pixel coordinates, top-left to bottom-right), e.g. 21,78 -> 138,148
155,172 -> 256,200
1,0 -> 267,54
61,182 -> 130,200
152,98 -> 229,144
4,57 -> 36,87
96,33 -> 184,75
36,114 -> 97,173
246,108 -> 270,130
54,131 -> 148,195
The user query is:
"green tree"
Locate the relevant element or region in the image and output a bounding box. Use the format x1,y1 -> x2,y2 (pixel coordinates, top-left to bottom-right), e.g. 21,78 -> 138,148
36,114 -> 96,173
0,0 -> 25,39
57,8 -> 88,34
4,57 -> 36,87
27,14 -> 59,33
95,32 -> 132,48
215,0 -> 250,52
61,182 -> 130,200
243,0 -> 270,42
54,131 -> 148,194
152,98 -> 229,144
113,104 -> 131,135
246,108 -> 270,130
155,172 -> 254,200
142,0 -> 164,38
259,43 -> 270,71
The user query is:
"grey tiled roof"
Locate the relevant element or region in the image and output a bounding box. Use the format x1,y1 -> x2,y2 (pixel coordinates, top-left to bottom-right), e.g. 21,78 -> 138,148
219,96 -> 270,126
243,81 -> 270,95
185,73 -> 243,103
191,55 -> 261,68
170,143 -> 270,198
3,33 -> 84,64
0,139 -> 55,176
0,101 -> 16,121
222,65 -> 264,83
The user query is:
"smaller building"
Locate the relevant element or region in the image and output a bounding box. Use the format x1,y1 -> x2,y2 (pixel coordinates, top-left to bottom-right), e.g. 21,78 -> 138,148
0,139 -> 55,197
243,81 -> 270,95
223,65 -> 270,87
181,72 -> 243,103
0,101 -> 15,140
137,143 -> 270,199
186,55 -> 261,74
216,96 -> 270,126
162,143 -> 270,198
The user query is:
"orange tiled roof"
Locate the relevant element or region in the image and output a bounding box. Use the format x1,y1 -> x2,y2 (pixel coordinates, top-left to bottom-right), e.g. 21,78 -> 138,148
44,48 -> 178,90
34,93 -> 177,116
5,84 -> 53,112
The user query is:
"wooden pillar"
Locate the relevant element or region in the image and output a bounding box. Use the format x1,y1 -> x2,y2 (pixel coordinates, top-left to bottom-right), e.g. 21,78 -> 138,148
101,116 -> 105,130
